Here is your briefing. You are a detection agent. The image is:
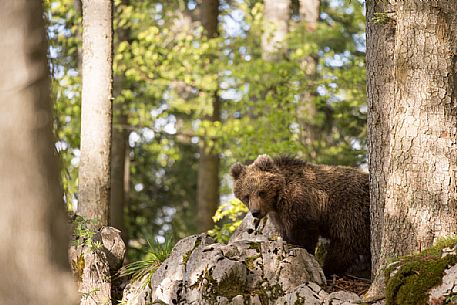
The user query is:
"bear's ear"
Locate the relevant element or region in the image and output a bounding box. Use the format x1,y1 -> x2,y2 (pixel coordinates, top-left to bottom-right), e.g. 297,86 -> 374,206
253,154 -> 275,172
230,162 -> 245,180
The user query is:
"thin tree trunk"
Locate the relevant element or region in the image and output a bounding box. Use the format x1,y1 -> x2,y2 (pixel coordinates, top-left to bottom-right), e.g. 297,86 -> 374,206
299,0 -> 319,31
366,0 -> 457,299
262,0 -> 290,61
0,0 -> 77,304
74,0 -> 83,73
78,0 -> 113,228
110,109 -> 128,239
110,0 -> 130,241
297,0 -> 320,158
197,0 -> 220,232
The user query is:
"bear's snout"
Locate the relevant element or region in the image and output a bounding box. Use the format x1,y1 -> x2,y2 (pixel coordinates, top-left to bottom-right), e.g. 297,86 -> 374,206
251,209 -> 261,218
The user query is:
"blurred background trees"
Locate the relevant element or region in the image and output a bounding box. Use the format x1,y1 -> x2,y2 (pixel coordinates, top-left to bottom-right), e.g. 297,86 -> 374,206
45,0 -> 367,261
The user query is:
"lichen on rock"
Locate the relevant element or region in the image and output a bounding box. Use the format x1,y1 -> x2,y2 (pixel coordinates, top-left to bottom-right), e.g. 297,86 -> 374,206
121,214 -> 366,305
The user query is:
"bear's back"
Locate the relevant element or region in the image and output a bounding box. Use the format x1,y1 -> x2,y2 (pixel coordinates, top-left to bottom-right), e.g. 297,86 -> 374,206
273,155 -> 368,195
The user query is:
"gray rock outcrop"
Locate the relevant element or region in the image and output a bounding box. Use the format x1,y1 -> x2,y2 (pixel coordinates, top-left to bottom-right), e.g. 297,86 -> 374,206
122,214 -> 362,305
69,226 -> 126,305
428,245 -> 457,304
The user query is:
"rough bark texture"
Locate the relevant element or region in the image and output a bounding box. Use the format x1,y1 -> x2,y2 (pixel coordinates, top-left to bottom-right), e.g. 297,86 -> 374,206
366,0 -> 396,294
78,0 -> 113,228
383,0 -> 457,263
262,0 -> 290,61
197,0 -> 220,232
0,0 -> 77,304
366,0 -> 457,300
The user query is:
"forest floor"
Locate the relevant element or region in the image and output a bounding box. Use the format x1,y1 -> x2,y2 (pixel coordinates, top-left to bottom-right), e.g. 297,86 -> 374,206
326,275 -> 371,296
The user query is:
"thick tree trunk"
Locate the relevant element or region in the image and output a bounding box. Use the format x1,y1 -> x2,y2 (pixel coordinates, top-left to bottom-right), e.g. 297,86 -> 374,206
365,0 -> 396,293
262,0 -> 290,61
0,0 -> 77,304
197,0 -> 220,232
366,0 -> 457,300
382,0 -> 457,267
78,0 -> 113,228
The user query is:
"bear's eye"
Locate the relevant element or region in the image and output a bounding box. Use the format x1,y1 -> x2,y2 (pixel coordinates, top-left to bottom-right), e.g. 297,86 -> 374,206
258,191 -> 266,198
243,195 -> 249,203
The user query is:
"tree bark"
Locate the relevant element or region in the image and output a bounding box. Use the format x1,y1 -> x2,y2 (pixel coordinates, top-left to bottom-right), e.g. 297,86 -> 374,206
74,0 -> 83,73
262,0 -> 290,61
299,0 -> 319,31
365,0 -> 396,295
297,0 -> 320,157
366,0 -> 457,299
197,0 -> 220,232
78,0 -> 113,228
110,0 -> 131,242
110,108 -> 128,239
0,0 -> 77,304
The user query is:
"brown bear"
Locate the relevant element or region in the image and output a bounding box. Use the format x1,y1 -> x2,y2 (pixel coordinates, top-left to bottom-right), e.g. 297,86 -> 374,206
230,154 -> 370,277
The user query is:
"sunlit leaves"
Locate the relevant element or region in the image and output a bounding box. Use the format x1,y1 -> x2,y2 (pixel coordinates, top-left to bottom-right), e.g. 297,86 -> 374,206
47,0 -> 368,259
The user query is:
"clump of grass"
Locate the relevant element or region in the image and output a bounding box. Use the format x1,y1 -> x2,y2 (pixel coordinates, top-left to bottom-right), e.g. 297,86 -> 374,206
118,235 -> 175,286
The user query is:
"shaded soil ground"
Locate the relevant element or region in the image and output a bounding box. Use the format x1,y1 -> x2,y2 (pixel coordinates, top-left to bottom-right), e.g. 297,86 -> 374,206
326,275 -> 371,296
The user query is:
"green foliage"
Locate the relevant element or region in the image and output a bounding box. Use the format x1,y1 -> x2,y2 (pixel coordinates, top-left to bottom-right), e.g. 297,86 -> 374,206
118,235 -> 174,286
218,0 -> 367,166
372,12 -> 394,25
45,0 -> 82,210
72,216 -> 102,251
384,237 -> 457,305
47,0 -> 367,260
209,199 -> 248,244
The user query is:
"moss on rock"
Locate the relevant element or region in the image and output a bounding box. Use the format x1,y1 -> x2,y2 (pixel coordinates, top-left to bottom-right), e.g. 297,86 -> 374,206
248,241 -> 262,252
385,237 -> 457,305
182,236 -> 202,265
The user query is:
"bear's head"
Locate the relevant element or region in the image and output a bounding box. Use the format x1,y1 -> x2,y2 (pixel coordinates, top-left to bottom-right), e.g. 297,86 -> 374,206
230,154 -> 285,219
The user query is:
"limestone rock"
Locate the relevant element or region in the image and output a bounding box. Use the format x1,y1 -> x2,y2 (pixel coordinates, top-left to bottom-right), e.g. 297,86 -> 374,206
121,213 -> 371,305
275,283 -> 327,305
122,228 -> 325,304
230,213 -> 281,243
69,226 -> 126,305
323,291 -> 361,305
121,274 -> 152,305
93,226 -> 126,274
429,263 -> 457,304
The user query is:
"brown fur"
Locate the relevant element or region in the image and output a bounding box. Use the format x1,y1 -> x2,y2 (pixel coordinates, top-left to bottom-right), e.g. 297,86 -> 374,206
231,154 -> 370,276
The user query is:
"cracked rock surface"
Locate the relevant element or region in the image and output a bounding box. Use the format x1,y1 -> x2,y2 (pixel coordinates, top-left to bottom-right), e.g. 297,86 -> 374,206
122,214 -> 362,305
428,263 -> 457,304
